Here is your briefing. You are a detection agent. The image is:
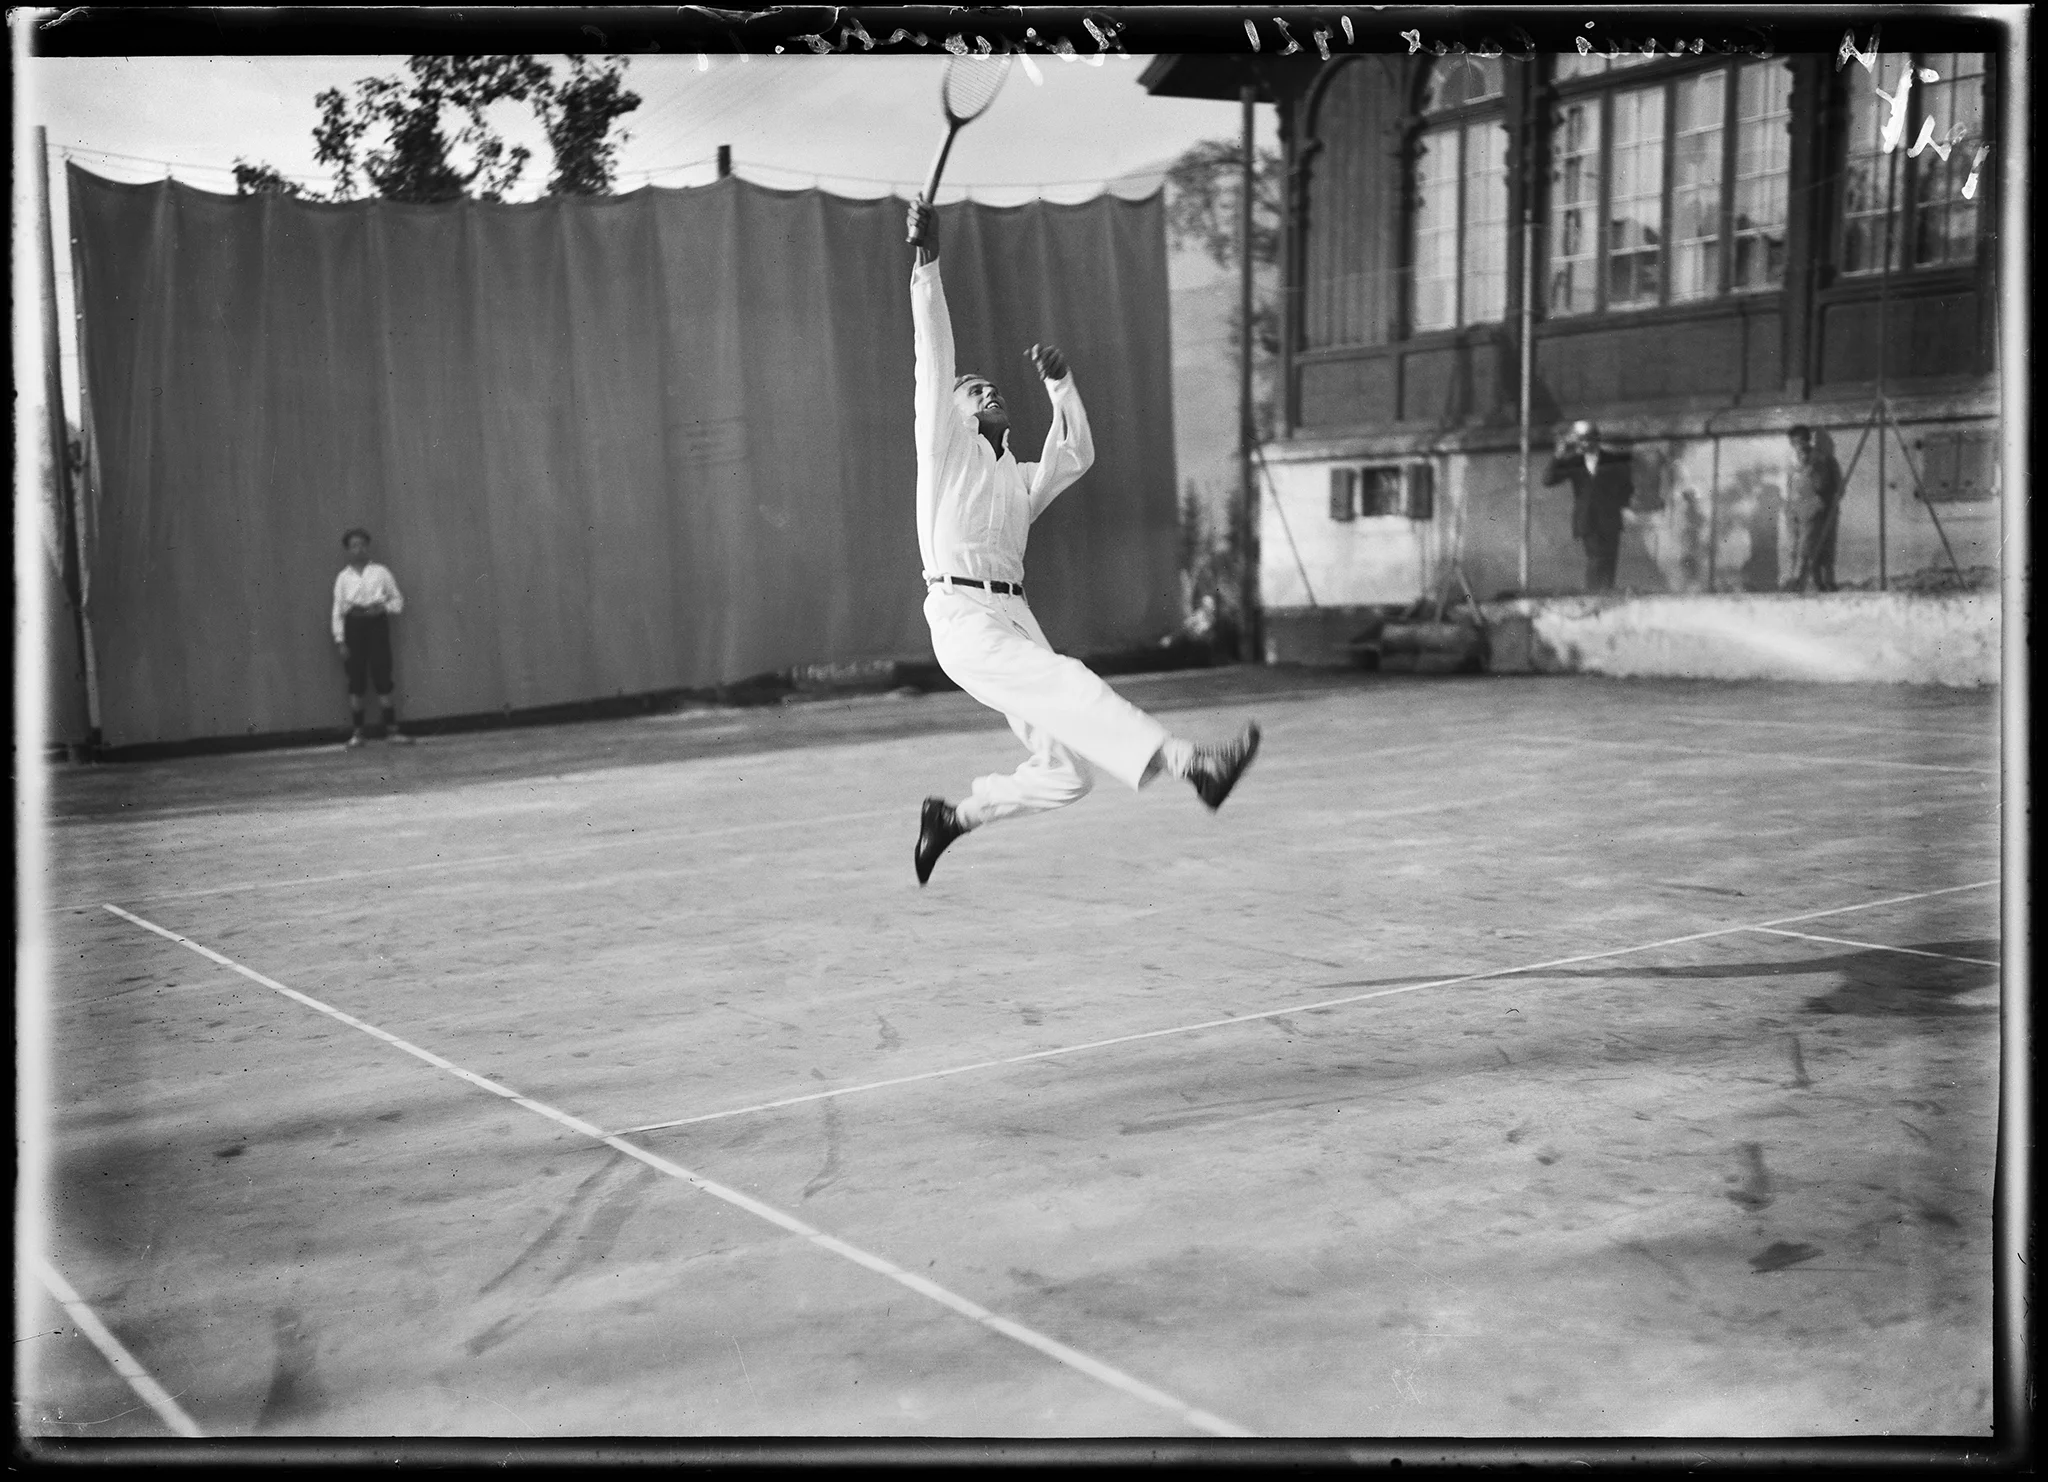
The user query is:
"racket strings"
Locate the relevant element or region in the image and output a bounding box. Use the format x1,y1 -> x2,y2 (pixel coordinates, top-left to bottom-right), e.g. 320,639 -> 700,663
942,55 -> 1013,122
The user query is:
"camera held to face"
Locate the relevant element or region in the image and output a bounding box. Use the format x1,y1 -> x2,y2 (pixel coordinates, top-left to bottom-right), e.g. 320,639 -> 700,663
1556,419 -> 1600,457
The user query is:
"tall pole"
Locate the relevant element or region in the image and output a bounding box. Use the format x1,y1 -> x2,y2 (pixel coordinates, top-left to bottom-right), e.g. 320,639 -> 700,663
1518,211 -> 1534,593
52,142 -> 104,748
1239,82 -> 1262,664
1875,141 -> 1896,592
1517,70 -> 1538,595
37,129 -> 97,750
35,128 -> 72,580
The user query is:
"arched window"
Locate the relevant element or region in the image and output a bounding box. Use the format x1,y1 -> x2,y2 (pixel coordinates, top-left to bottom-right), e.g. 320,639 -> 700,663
1409,56 -> 1508,333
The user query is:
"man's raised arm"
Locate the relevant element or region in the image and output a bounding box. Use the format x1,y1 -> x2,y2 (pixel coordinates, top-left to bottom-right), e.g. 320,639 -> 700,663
908,201 -> 957,452
908,200 -> 960,571
1022,343 -> 1094,521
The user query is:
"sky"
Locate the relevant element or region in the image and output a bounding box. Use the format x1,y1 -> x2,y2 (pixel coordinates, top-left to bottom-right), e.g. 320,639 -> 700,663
20,44 -> 1278,416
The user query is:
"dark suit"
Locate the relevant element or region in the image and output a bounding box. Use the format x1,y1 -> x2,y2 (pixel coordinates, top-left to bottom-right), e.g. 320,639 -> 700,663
1543,448 -> 1635,591
1787,446 -> 1844,592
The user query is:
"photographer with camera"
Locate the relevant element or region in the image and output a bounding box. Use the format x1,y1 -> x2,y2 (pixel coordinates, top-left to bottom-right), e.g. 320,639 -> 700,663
1542,419 -> 1636,593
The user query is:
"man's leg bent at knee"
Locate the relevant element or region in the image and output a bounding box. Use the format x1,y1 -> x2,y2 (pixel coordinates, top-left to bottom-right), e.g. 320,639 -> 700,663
916,596 -> 1262,883
954,727 -> 1094,829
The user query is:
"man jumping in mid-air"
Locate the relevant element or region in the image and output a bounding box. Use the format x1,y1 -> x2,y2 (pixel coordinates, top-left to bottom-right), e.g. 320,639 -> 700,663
906,199 -> 1259,885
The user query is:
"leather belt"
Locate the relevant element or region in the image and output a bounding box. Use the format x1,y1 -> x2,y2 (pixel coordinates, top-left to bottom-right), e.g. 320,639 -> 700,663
928,575 -> 1024,596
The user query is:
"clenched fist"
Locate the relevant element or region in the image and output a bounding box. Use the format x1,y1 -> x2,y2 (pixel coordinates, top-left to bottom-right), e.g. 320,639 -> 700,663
1027,343 -> 1067,381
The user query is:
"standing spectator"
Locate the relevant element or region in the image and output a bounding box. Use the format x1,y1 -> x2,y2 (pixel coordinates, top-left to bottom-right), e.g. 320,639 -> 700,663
1543,419 -> 1635,592
332,528 -> 413,747
1785,425 -> 1844,592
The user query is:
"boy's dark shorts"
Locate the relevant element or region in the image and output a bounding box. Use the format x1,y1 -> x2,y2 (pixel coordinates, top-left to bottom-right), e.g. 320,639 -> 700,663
342,613 -> 394,696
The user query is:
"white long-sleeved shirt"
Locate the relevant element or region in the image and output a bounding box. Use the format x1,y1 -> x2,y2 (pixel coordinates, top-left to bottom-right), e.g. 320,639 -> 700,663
331,561 -> 405,642
911,258 -> 1094,585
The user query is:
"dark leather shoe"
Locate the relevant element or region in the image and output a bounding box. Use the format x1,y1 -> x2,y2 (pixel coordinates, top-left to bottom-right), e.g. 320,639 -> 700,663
915,797 -> 965,885
1190,722 -> 1261,811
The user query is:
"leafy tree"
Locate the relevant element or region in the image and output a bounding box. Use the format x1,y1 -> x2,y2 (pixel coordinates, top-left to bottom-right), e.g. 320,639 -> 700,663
1163,138 -> 1284,276
1164,137 -> 1287,659
235,55 -> 638,203
315,56 -> 551,203
535,55 -> 642,196
1165,136 -> 1285,368
231,161 -> 306,197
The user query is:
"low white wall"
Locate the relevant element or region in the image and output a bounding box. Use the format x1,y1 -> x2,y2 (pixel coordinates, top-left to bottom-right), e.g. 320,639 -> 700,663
1261,456 -> 1440,607
1481,592 -> 2001,687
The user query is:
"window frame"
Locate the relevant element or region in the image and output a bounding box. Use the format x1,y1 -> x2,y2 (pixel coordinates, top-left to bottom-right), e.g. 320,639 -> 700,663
1328,463 -> 1435,522
1832,49 -> 1992,281
1403,56 -> 1509,338
1543,54 -> 1793,319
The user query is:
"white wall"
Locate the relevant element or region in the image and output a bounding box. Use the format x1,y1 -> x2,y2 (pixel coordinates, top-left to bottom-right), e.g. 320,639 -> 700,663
1486,591 -> 2000,687
1260,457 -> 1442,607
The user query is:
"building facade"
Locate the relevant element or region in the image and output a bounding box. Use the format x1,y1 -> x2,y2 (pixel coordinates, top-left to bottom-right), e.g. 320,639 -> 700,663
1143,30 -> 2005,640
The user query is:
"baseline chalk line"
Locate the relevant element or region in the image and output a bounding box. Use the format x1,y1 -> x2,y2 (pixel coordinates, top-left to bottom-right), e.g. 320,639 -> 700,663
1506,733 -> 1997,775
56,805 -> 902,912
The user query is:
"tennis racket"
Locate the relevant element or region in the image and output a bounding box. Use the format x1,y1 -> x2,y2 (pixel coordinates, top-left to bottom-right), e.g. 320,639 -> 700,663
906,53 -> 1014,242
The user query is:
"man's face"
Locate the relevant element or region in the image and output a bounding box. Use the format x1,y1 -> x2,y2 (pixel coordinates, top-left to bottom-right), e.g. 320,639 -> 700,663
957,376 -> 1010,436
346,536 -> 371,565
1789,433 -> 1812,461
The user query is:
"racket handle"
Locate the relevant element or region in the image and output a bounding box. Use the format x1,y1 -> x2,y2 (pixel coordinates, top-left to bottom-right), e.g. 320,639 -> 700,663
908,123 -> 963,243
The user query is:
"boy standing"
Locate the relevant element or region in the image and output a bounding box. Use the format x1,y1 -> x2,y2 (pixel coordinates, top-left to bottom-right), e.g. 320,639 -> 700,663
332,527 -> 413,746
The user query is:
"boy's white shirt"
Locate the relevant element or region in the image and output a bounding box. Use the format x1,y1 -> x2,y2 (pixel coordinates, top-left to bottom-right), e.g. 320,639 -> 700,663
331,561 -> 404,642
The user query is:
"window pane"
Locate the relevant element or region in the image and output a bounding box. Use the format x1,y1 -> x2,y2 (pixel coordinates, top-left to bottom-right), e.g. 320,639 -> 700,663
1607,85 -> 1665,308
1423,55 -> 1504,112
1411,125 -> 1461,331
1553,52 -> 1608,82
1360,468 -> 1403,517
1670,69 -> 1725,302
1839,53 -> 1907,273
1462,121 -> 1510,323
1547,98 -> 1602,315
1731,60 -> 1792,290
1908,52 -> 1987,267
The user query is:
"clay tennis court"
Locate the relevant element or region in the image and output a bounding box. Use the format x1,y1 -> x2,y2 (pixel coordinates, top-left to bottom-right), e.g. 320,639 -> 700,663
19,666 -> 2005,1442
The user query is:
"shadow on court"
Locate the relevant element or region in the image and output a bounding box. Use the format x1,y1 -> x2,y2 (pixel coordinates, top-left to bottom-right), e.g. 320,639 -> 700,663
1542,940 -> 2000,1014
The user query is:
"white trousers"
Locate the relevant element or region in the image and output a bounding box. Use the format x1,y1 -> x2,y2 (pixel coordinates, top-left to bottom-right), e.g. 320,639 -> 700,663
923,586 -> 1169,828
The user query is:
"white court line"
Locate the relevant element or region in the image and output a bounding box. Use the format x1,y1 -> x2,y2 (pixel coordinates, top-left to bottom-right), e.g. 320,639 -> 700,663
1745,925 -> 2002,967
1672,714 -> 1996,744
92,904 -> 1253,1440
1506,732 -> 1998,775
31,1256 -> 204,1439
614,879 -> 1999,1135
50,805 -> 903,912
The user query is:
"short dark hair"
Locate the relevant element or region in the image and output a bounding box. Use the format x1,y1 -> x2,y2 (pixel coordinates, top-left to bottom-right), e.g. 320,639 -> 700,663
1787,424 -> 1812,442
342,527 -> 372,547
